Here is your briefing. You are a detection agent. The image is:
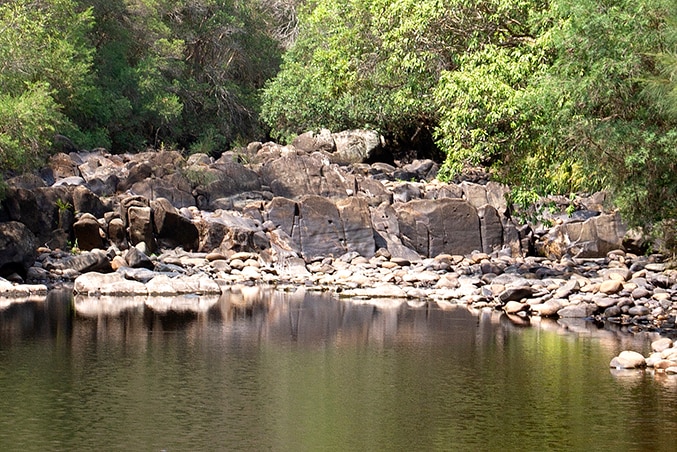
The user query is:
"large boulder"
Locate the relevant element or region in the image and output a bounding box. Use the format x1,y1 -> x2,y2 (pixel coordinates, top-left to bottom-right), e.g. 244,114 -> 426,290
72,185 -> 108,218
0,221 -> 38,277
48,152 -> 81,180
394,198 -> 483,257
197,211 -> 269,254
72,213 -> 105,251
335,197 -> 375,258
127,205 -> 157,253
260,153 -> 328,199
478,205 -> 504,254
192,161 -> 261,210
1,185 -> 74,245
266,197 -> 300,242
292,129 -> 336,154
538,212 -> 627,259
265,195 -> 376,260
151,197 -> 199,251
73,271 -> 146,296
296,195 -> 346,259
330,129 -> 384,164
77,150 -> 124,195
129,174 -> 194,208
371,204 -> 421,260
43,249 -> 112,274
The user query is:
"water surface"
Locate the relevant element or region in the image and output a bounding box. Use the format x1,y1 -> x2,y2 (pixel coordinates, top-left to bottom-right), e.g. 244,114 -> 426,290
1,288 -> 676,451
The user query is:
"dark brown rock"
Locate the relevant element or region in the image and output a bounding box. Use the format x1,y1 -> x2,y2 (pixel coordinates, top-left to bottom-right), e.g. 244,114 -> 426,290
73,214 -> 104,251
130,174 -> 194,208
297,195 -> 345,259
151,197 -> 199,251
478,205 -> 503,254
72,185 -> 107,218
2,185 -> 74,244
127,206 -> 156,253
0,221 -> 38,277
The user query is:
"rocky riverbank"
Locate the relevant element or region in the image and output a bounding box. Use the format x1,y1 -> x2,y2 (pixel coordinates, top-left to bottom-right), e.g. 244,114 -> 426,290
0,129 -> 675,335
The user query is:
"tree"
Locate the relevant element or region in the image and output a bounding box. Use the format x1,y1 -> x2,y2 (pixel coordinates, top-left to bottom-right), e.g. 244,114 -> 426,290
527,0 -> 677,229
0,0 -> 94,172
260,0 -> 458,149
434,0 -> 677,240
80,0 -> 283,153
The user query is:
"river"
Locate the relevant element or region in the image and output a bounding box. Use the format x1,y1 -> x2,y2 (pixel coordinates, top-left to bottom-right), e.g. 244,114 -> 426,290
1,287 -> 676,451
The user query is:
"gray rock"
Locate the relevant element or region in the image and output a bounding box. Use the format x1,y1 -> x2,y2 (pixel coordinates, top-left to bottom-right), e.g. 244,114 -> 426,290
557,303 -> 596,318
603,305 -> 622,317
292,129 -> 335,154
538,212 -> 626,259
45,250 -> 112,274
478,205 -> 503,254
499,286 -> 537,303
296,195 -> 351,259
554,278 -> 580,299
631,287 -> 651,299
131,174 -> 194,208
197,211 -> 269,254
336,197 -> 375,258
460,182 -> 488,209
260,154 -> 331,199
395,198 -> 482,257
593,296 -> 618,309
125,247 -> 154,270
330,129 -> 383,164
628,305 -> 650,316
73,271 -> 146,296
193,161 -> 261,208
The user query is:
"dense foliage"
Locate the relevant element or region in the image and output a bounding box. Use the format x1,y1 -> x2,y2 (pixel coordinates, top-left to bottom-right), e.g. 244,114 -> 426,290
0,0 -> 93,172
1,0 -> 677,246
262,0 -> 677,241
0,0 -> 286,165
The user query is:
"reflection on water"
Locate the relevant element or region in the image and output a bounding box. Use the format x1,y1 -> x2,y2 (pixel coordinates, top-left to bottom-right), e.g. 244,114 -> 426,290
1,287 -> 676,451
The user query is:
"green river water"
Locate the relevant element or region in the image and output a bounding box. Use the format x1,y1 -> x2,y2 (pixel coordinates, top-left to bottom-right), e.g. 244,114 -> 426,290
0,287 -> 676,451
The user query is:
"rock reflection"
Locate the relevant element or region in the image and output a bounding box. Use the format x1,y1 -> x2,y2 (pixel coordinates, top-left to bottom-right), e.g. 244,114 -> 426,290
75,295 -> 146,317
0,289 -> 72,344
0,285 -> 664,355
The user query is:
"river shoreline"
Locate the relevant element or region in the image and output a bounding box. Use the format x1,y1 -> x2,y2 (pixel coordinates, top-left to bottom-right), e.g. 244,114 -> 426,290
2,242 -> 675,338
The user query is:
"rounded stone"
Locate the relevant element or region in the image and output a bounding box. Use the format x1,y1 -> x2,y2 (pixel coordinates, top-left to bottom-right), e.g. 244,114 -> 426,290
628,305 -> 650,316
651,337 -> 673,353
504,301 -> 528,314
631,287 -> 651,299
599,280 -> 623,295
610,350 -> 646,369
